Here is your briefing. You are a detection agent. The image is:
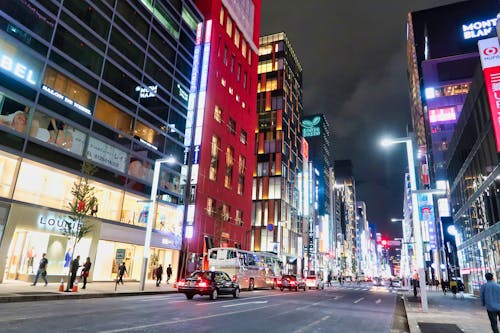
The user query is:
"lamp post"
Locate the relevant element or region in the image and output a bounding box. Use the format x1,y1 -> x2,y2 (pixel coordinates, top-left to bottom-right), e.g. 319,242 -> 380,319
381,135 -> 428,312
140,156 -> 176,291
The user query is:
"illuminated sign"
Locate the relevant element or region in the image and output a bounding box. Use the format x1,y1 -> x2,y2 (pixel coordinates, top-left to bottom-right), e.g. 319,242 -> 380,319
0,53 -> 37,85
302,138 -> 309,162
478,37 -> 500,152
417,193 -> 437,250
428,107 -> 457,123
462,16 -> 499,40
38,214 -> 77,233
41,85 -> 92,114
176,83 -> 188,102
135,85 -> 157,98
302,116 -> 321,137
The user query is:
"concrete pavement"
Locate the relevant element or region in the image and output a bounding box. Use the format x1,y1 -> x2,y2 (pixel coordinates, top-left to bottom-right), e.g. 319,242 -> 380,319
402,287 -> 492,333
0,279 -> 177,303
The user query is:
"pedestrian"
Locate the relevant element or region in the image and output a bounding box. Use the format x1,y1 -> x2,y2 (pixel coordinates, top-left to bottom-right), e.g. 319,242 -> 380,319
450,279 -> 458,298
481,273 -> 500,333
81,257 -> 91,289
441,278 -> 447,295
68,255 -> 80,291
457,279 -> 465,299
412,271 -> 419,297
118,262 -> 127,284
327,272 -> 332,287
31,253 -> 48,286
166,264 -> 173,284
156,265 -> 163,287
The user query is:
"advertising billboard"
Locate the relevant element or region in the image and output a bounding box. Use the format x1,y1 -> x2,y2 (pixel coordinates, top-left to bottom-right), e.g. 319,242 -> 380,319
478,37 -> 500,152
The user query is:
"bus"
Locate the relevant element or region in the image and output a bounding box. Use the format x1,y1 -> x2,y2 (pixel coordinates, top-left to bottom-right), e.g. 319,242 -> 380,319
207,247 -> 283,290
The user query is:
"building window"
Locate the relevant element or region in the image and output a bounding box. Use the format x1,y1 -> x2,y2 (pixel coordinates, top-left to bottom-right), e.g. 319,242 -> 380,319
226,16 -> 232,37
235,209 -> 243,226
242,40 -> 247,58
237,155 -> 245,195
230,54 -> 235,73
219,7 -> 224,25
214,105 -> 222,123
228,118 -> 236,134
234,29 -> 240,47
237,63 -> 241,82
240,130 -> 247,144
243,72 -> 247,90
207,197 -> 215,216
223,45 -> 228,65
209,135 -> 220,181
224,146 -> 234,189
247,49 -> 251,66
222,203 -> 231,221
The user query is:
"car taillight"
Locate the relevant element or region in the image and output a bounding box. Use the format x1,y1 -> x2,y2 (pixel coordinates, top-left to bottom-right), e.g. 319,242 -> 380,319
232,275 -> 238,282
177,280 -> 185,287
197,280 -> 209,288
290,281 -> 296,285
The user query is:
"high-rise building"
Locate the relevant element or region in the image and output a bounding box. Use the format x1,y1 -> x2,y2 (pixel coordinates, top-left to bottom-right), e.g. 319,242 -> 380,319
184,0 -> 261,274
253,32 -> 304,275
333,159 -> 357,277
0,1 -> 202,283
406,0 -> 498,283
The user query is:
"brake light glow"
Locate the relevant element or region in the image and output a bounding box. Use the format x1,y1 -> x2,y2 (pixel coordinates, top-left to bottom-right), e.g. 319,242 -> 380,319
197,280 -> 209,288
177,280 -> 185,287
232,275 -> 238,282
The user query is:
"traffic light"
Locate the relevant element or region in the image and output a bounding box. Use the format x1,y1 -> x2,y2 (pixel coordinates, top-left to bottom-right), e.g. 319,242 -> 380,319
381,239 -> 388,246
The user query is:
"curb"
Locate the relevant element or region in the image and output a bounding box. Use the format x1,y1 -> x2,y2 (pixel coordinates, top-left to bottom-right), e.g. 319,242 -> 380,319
0,290 -> 177,303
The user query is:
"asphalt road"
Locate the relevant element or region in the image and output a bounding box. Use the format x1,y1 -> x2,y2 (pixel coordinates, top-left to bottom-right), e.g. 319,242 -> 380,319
0,284 -> 398,333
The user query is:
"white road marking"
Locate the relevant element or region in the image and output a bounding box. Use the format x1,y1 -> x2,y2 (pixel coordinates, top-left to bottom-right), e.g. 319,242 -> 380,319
376,299 -> 382,304
353,297 -> 364,304
222,300 -> 268,308
98,303 -> 281,333
293,315 -> 331,333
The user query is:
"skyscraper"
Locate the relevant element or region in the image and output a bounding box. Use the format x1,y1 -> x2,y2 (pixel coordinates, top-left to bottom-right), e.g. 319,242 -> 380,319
253,32 -> 304,274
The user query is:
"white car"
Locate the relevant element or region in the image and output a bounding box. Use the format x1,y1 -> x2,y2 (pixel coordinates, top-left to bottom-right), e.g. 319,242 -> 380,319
305,271 -> 324,290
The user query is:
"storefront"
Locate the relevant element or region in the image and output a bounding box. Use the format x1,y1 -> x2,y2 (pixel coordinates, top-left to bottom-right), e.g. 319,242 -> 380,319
0,203 -> 99,282
0,202 -> 181,283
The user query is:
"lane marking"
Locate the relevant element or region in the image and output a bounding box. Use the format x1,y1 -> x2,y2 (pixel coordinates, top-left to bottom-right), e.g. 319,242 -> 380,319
376,299 -> 382,304
293,315 -> 331,333
98,303 -> 280,333
353,297 -> 364,304
222,300 -> 268,308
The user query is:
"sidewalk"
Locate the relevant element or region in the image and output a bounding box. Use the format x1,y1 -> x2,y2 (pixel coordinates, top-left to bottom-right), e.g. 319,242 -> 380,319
0,279 -> 177,303
403,288 -> 491,333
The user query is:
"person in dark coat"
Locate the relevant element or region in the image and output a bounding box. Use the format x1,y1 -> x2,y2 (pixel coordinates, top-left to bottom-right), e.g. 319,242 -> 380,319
118,262 -> 127,284
81,257 -> 91,289
155,265 -> 163,287
166,264 -> 173,284
68,255 -> 80,290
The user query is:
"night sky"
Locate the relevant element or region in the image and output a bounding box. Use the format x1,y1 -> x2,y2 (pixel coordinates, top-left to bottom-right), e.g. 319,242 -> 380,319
260,0 -> 458,238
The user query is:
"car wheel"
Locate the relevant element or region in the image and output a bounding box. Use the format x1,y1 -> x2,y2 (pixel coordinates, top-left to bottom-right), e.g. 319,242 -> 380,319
249,278 -> 255,291
185,294 -> 194,300
209,288 -> 218,300
233,288 -> 240,298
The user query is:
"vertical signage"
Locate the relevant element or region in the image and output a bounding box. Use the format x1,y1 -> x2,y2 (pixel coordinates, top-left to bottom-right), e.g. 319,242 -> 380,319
478,37 -> 500,152
417,193 -> 437,250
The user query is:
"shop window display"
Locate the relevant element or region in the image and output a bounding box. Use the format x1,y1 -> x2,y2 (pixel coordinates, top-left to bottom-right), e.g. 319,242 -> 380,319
0,151 -> 20,198
0,93 -> 36,136
29,110 -> 87,155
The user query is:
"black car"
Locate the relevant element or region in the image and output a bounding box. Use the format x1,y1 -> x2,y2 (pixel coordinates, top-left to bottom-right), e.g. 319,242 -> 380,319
280,274 -> 306,291
177,270 -> 240,300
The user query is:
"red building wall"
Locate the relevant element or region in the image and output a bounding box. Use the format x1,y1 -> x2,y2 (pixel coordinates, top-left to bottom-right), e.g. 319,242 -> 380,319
189,0 -> 260,268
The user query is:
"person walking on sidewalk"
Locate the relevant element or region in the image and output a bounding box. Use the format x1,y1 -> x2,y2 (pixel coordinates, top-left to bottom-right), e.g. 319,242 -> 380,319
118,262 -> 127,284
31,253 -> 48,286
155,265 -> 163,287
450,279 -> 458,298
81,257 -> 91,289
441,278 -> 447,295
480,273 -> 500,333
68,255 -> 80,290
166,264 -> 172,284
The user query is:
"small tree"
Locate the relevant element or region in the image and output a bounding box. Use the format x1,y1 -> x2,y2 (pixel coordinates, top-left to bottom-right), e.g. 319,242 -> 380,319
63,162 -> 98,291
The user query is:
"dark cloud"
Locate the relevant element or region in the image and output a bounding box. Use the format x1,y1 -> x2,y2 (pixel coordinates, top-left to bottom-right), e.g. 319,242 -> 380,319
260,0 -> 458,237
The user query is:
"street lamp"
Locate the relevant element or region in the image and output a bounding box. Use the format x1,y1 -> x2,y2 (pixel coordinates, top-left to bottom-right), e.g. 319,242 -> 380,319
140,156 -> 176,291
381,135 -> 428,312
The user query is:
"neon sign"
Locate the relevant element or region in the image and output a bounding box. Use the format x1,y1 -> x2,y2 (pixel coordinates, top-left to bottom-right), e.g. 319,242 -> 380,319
302,116 -> 321,137
428,107 -> 457,123
42,85 -> 92,114
0,53 -> 37,85
135,85 -> 157,98
462,16 -> 498,40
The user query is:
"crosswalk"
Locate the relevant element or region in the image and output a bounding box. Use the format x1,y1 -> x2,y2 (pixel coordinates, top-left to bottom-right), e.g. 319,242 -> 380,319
331,284 -> 399,293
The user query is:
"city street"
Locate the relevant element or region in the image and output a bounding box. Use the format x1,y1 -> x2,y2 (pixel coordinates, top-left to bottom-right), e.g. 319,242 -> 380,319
0,286 -> 398,333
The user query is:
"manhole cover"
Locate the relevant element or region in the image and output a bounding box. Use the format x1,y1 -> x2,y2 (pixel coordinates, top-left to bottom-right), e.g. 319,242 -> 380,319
418,323 -> 462,333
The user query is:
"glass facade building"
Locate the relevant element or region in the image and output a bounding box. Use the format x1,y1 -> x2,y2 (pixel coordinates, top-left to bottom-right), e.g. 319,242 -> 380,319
0,0 -> 202,283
